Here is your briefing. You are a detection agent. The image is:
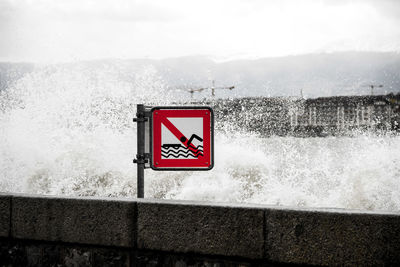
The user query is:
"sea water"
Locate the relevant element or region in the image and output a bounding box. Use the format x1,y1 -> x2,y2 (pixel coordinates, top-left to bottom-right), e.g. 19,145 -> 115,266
1,62 -> 399,212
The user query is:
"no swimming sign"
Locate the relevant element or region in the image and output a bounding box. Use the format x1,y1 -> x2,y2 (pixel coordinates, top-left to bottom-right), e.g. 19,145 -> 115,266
133,105 -> 214,197
151,107 -> 214,170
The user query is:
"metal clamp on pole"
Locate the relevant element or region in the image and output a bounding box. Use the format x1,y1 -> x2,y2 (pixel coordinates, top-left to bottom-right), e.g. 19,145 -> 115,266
133,104 -> 148,198
133,154 -> 148,164
132,117 -> 148,122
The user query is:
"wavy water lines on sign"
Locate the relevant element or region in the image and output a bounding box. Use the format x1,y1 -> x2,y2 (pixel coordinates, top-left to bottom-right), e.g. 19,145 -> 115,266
161,144 -> 204,158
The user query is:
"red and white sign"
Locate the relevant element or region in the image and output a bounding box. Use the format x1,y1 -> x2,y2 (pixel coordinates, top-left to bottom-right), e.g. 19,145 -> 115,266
151,107 -> 214,170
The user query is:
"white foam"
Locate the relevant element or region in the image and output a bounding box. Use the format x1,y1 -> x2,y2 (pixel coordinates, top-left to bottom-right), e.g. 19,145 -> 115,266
0,63 -> 399,212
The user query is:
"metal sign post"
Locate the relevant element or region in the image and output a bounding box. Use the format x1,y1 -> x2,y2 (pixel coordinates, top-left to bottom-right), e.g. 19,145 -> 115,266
133,104 -> 214,198
133,104 -> 148,198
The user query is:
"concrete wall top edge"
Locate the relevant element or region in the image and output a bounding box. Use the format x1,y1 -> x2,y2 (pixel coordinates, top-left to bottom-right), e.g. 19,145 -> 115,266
137,197 -> 400,216
7,192 -> 137,204
3,192 -> 399,216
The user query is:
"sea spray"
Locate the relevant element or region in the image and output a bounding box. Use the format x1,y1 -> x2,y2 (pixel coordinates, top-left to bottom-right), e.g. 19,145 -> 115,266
0,62 -> 399,212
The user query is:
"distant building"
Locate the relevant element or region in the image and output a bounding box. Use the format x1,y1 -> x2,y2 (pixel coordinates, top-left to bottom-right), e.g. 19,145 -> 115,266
289,94 -> 400,135
209,93 -> 400,136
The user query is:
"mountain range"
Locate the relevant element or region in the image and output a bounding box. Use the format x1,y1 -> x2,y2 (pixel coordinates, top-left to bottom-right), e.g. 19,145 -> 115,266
1,51 -> 399,98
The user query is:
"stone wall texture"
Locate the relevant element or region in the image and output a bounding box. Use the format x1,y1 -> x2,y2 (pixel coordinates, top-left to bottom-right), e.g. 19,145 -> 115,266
0,194 -> 11,237
0,193 -> 399,266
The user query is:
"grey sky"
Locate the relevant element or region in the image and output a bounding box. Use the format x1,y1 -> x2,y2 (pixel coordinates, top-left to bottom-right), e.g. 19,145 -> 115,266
1,0 -> 400,63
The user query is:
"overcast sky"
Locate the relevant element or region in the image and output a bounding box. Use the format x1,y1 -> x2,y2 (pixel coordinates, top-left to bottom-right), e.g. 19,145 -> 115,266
1,0 -> 400,63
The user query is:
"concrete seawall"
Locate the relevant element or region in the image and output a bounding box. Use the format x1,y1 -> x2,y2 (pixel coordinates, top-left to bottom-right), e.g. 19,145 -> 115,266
0,193 -> 399,266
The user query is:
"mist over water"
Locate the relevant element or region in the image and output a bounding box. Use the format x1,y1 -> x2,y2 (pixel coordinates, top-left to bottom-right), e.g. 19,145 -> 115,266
1,63 -> 399,212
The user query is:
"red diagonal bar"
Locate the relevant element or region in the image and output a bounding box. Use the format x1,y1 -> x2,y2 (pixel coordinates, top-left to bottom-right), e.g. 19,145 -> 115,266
159,114 -> 203,157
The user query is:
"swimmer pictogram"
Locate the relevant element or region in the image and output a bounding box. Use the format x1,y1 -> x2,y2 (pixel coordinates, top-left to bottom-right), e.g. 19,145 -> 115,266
162,134 -> 204,158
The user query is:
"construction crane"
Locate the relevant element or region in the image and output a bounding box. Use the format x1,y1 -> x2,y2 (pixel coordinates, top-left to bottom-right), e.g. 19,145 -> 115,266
176,80 -> 235,99
363,84 -> 383,95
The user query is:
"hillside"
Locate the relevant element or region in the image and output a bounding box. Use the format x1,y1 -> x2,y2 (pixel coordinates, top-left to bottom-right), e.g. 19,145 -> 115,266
1,52 -> 399,98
